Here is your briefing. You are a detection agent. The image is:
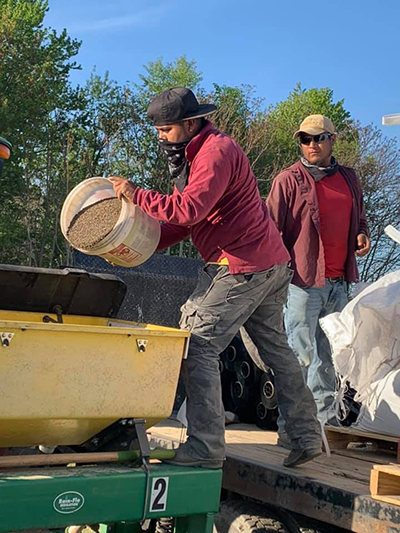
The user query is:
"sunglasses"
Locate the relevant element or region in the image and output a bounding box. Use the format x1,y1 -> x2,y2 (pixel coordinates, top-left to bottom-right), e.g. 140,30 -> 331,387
299,133 -> 331,145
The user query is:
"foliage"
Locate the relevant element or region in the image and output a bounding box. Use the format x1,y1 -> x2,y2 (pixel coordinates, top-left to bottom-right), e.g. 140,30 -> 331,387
0,6 -> 398,277
349,124 -> 400,280
262,84 -> 355,191
0,0 -> 80,265
138,55 -> 202,98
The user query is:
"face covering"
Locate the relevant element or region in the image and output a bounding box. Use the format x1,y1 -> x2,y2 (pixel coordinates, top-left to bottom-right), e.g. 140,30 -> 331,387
159,139 -> 190,193
301,156 -> 338,181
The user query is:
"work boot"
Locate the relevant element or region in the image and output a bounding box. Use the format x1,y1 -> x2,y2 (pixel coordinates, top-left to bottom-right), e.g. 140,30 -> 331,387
283,447 -> 322,468
163,444 -> 223,469
277,432 -> 292,450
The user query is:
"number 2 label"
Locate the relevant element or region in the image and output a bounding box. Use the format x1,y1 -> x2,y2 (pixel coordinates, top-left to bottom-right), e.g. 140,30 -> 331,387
149,477 -> 169,512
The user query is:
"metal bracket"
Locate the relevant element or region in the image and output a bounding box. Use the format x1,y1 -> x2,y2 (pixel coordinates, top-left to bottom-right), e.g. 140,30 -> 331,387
133,419 -> 151,460
132,418 -> 152,525
1,332 -> 14,347
136,339 -> 148,353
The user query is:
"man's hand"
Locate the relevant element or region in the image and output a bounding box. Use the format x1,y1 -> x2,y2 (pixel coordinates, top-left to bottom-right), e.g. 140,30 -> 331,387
108,176 -> 137,202
356,233 -> 371,257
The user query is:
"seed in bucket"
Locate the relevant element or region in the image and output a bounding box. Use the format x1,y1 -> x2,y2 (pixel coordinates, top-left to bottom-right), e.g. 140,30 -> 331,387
67,197 -> 122,250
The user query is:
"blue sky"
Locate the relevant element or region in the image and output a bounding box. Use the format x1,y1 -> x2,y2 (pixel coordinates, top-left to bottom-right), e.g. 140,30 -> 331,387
45,0 -> 400,142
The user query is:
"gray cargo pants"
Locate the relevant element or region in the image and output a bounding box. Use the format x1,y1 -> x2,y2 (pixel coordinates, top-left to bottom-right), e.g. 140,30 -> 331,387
179,262 -> 321,461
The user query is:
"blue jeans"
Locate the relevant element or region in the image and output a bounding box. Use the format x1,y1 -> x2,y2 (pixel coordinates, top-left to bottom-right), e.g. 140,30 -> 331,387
284,281 -> 348,423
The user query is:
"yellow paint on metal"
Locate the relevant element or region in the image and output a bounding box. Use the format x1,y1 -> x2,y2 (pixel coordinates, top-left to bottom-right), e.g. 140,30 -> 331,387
0,310 -> 189,447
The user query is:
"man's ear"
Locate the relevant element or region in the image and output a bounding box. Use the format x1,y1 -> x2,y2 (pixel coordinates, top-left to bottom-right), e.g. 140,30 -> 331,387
331,134 -> 337,147
186,119 -> 197,133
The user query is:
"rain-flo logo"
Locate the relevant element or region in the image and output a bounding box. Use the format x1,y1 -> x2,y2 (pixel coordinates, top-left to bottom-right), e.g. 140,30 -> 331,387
53,491 -> 85,514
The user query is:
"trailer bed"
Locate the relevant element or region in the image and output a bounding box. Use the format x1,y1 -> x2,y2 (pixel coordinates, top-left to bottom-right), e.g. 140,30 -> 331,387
148,419 -> 400,533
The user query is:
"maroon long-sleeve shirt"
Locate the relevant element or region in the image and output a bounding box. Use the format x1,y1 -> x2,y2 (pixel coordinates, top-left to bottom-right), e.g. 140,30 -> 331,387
131,121 -> 289,274
266,160 -> 370,287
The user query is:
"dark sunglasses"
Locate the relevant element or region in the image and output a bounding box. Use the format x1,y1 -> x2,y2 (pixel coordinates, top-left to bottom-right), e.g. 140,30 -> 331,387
299,133 -> 331,145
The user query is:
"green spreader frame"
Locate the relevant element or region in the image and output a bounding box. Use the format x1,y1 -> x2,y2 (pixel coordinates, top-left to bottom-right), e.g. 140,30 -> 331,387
0,463 -> 222,533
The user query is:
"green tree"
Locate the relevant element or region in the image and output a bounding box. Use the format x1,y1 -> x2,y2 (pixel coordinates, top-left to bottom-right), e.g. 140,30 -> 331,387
138,55 -> 202,98
262,84 -> 355,193
208,84 -> 274,192
0,0 -> 81,265
342,124 -> 400,281
0,11 -> 396,278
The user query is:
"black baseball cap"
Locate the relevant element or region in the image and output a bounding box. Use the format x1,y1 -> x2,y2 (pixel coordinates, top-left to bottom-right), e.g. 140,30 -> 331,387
147,87 -> 217,126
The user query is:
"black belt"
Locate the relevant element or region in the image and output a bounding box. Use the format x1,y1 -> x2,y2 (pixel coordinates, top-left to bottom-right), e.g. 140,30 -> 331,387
326,276 -> 345,283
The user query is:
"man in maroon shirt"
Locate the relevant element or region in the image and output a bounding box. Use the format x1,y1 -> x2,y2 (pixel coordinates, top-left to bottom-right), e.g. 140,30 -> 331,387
267,115 -> 370,433
110,88 -> 322,468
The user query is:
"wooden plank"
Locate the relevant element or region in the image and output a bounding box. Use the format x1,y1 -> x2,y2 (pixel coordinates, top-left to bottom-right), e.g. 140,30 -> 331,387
149,421 -> 375,493
370,465 -> 400,507
325,428 -> 353,450
333,447 -> 394,465
325,426 -> 400,463
149,421 -> 373,491
149,420 -> 400,532
326,426 -> 399,443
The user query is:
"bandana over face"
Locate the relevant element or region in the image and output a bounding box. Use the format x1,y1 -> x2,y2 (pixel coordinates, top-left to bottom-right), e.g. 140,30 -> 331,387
301,156 -> 338,181
159,139 -> 190,193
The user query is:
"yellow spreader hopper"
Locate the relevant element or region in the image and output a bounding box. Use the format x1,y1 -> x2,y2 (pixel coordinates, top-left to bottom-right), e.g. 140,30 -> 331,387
0,265 -> 189,448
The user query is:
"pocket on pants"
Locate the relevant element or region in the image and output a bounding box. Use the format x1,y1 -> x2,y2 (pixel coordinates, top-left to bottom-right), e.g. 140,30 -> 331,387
179,300 -> 197,331
180,301 -> 220,345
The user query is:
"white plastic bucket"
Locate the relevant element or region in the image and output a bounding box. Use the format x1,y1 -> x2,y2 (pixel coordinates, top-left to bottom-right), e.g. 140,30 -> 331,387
60,177 -> 161,267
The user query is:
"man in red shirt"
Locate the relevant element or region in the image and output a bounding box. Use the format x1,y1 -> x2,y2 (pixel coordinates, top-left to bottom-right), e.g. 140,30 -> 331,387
110,88 -> 322,468
267,115 -> 370,433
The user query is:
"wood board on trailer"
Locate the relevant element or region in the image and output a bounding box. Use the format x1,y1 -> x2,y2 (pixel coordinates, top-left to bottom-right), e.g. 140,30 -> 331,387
148,419 -> 400,533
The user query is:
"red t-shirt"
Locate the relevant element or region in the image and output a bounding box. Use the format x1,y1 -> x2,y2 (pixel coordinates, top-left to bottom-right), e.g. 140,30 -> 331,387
315,171 -> 353,278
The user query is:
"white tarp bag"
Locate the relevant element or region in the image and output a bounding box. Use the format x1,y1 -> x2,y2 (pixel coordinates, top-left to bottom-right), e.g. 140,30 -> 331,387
356,368 -> 400,437
320,269 -> 400,436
